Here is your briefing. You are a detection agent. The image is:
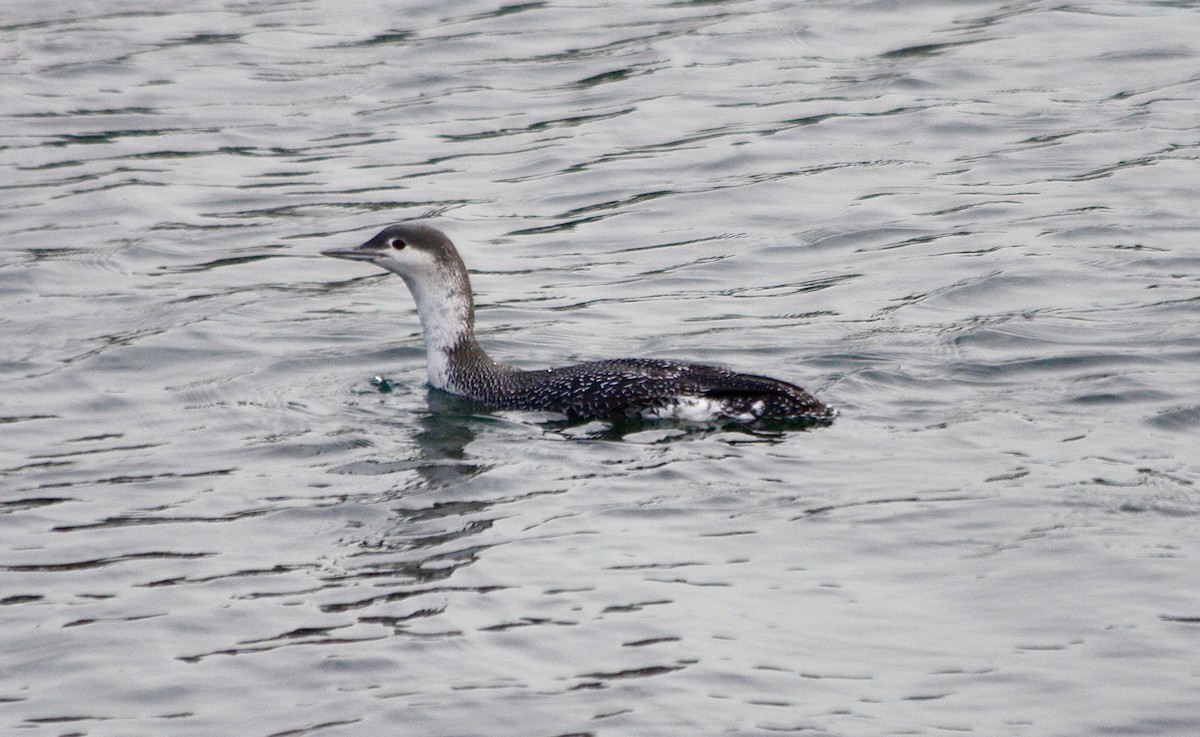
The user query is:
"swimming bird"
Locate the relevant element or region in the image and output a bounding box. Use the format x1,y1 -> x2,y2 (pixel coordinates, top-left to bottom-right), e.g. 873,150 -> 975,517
322,224 -> 835,424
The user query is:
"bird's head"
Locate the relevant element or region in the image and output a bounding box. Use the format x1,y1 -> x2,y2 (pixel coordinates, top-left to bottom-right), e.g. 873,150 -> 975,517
322,223 -> 464,283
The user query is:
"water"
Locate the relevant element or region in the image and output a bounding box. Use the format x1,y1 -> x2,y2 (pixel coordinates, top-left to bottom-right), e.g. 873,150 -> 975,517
3,1 -> 1199,734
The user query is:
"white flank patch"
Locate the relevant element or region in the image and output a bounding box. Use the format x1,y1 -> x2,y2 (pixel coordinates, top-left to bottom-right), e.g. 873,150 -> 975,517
641,395 -> 759,423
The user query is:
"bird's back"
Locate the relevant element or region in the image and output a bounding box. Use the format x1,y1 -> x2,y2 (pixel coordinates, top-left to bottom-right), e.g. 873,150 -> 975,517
495,358 -> 835,422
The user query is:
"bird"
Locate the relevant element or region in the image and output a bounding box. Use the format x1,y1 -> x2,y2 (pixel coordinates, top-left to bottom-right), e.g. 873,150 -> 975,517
322,224 -> 835,424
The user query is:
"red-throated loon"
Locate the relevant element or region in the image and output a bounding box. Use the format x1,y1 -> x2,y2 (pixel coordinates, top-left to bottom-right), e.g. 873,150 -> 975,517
322,224 -> 835,424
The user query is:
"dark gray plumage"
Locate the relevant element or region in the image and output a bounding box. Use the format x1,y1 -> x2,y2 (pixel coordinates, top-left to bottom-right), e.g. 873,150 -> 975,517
323,224 -> 835,424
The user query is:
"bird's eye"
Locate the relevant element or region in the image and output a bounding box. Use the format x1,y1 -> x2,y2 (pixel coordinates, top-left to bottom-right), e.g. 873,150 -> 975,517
391,239 -> 406,250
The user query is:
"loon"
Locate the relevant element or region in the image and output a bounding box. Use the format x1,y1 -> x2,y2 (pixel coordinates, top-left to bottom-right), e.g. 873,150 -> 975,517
322,224 -> 835,424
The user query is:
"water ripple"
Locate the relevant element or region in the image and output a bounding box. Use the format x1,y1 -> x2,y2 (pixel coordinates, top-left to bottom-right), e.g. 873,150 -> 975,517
3,1 -> 1200,735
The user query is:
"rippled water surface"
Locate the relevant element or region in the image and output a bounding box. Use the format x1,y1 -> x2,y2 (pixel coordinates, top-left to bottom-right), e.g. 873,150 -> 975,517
4,1 -> 1200,735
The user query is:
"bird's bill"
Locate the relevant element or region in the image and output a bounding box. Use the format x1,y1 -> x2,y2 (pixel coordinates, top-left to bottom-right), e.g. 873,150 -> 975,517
320,244 -> 385,262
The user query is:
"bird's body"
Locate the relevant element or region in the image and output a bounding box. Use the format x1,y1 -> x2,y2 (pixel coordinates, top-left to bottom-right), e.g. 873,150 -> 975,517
323,224 -> 835,424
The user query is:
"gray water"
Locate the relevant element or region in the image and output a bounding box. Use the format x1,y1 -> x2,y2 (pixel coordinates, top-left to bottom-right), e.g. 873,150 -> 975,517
3,1 -> 1200,735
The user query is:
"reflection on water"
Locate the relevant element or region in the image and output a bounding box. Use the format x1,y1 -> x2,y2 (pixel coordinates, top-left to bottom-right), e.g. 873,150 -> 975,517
3,0 -> 1200,734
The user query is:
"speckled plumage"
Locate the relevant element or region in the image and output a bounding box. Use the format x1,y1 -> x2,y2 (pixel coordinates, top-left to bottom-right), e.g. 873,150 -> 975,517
452,357 -> 834,422
323,224 -> 835,424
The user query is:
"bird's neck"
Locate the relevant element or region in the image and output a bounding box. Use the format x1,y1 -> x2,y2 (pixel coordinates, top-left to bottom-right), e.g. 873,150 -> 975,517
400,273 -> 501,394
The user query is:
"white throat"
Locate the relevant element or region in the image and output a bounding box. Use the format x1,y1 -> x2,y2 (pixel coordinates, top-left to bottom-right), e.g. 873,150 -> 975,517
398,271 -> 474,392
